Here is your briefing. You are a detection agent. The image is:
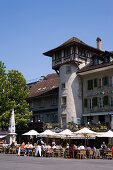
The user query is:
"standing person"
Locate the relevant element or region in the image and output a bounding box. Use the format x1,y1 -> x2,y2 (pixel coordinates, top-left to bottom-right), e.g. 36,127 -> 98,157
101,141 -> 107,159
36,139 -> 42,157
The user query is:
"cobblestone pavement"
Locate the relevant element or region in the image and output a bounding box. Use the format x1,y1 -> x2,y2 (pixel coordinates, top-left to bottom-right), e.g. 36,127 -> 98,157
0,153 -> 113,170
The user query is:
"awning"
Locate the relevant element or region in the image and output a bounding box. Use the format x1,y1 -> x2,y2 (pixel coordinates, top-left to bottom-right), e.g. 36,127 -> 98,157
83,111 -> 113,117
0,135 -> 7,139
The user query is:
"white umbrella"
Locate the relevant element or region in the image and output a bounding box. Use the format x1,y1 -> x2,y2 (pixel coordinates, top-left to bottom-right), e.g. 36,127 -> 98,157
22,130 -> 39,136
73,127 -> 97,146
22,130 -> 39,144
58,129 -> 73,144
39,130 -> 57,144
97,130 -> 113,144
39,130 -> 57,137
97,130 -> 113,138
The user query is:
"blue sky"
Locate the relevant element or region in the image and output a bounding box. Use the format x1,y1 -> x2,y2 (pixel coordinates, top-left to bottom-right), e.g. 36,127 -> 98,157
0,0 -> 113,82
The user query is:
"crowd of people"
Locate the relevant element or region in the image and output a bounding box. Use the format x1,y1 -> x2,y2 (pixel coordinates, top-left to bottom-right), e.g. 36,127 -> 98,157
2,139 -> 113,159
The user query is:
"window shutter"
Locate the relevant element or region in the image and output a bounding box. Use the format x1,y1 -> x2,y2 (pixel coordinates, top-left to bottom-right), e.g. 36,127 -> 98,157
103,76 -> 108,86
103,96 -> 108,105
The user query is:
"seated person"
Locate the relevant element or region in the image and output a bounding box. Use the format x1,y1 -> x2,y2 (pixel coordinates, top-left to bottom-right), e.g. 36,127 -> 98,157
20,142 -> 25,151
78,143 -> 85,150
111,145 -> 113,154
25,142 -> 33,155
86,145 -> 91,158
2,141 -> 8,153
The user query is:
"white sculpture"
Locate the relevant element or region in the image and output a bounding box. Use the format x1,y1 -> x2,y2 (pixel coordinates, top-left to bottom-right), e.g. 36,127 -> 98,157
8,109 -> 16,145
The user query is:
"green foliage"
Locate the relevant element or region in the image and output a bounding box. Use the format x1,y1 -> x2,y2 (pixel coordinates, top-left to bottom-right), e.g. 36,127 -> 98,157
0,61 -> 32,130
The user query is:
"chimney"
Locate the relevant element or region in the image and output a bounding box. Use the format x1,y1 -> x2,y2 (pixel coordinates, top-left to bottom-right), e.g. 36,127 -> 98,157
96,37 -> 101,50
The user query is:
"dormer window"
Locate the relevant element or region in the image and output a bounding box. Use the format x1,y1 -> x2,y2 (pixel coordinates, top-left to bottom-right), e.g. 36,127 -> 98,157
93,58 -> 98,65
104,56 -> 110,63
55,51 -> 62,60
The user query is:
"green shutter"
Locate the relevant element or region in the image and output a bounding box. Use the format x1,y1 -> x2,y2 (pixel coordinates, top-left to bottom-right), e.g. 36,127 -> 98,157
103,96 -> 108,105
103,76 -> 108,86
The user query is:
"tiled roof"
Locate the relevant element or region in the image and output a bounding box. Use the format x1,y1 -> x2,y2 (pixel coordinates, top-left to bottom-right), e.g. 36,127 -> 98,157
77,61 -> 113,74
43,36 -> 103,57
28,73 -> 59,98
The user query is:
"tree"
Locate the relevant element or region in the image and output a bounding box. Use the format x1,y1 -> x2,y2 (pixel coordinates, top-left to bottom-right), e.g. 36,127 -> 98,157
0,61 -> 32,130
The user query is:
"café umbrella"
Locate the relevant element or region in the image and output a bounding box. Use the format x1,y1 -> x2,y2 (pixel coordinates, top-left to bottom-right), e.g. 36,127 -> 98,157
39,130 -> 57,144
97,130 -> 113,144
73,127 -> 97,147
58,129 -> 73,144
22,130 -> 39,143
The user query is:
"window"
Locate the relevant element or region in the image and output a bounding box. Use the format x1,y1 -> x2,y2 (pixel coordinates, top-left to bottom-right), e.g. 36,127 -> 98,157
62,117 -> 66,123
66,66 -> 71,74
110,96 -> 113,107
92,97 -> 97,107
98,78 -> 103,88
55,51 -> 62,60
61,96 -> 67,106
93,58 -> 98,65
109,76 -> 113,87
64,48 -> 71,57
84,98 -> 87,108
78,50 -> 82,56
51,97 -> 57,105
104,56 -> 110,63
94,79 -> 97,88
98,97 -> 103,108
87,80 -> 93,90
62,83 -> 65,89
88,98 -> 92,109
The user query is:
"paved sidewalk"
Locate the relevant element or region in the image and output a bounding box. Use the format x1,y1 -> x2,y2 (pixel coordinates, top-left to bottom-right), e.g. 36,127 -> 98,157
0,153 -> 113,170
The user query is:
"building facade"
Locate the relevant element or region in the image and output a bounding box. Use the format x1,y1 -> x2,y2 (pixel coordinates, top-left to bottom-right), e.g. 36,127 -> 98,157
27,73 -> 59,123
28,36 -> 113,129
44,37 -> 103,124
77,51 -> 113,128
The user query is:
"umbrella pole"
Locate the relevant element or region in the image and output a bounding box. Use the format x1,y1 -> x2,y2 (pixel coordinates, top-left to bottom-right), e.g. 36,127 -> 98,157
69,136 -> 71,145
32,135 -> 34,144
87,136 -> 88,146
47,136 -> 49,145
66,135 -> 67,145
85,135 -> 86,148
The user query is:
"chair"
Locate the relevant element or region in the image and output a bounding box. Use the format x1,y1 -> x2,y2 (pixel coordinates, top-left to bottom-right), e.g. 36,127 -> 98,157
106,151 -> 112,160
54,149 -> 60,157
45,148 -> 53,157
59,148 -> 65,158
64,148 -> 70,158
77,150 -> 86,159
89,150 -> 94,159
32,148 -> 36,157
